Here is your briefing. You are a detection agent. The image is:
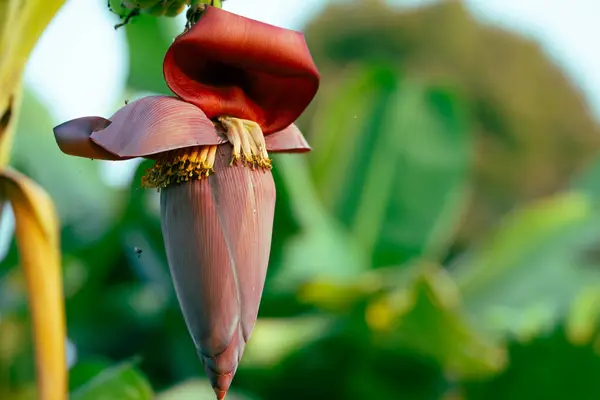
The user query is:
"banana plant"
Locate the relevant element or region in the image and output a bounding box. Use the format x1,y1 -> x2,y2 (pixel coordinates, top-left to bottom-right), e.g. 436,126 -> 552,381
1,0 -> 67,399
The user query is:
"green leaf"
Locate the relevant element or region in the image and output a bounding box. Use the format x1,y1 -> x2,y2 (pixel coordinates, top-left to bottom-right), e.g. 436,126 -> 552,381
369,266 -> 506,378
157,380 -> 216,400
451,192 -> 600,340
565,285 -> 600,345
369,83 -> 469,266
70,360 -> 154,400
262,324 -> 446,400
242,317 -> 332,367
265,161 -> 303,279
125,15 -> 176,94
158,379 -> 249,400
308,64 -> 469,268
69,358 -> 112,392
269,154 -> 369,289
463,328 -> 600,400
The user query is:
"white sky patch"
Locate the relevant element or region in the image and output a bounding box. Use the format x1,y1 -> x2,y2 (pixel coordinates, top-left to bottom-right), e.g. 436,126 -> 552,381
99,158 -> 143,189
0,205 -> 14,261
223,0 -> 326,29
24,0 -> 127,122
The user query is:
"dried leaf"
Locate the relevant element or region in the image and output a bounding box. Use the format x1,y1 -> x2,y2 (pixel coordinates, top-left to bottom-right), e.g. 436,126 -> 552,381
0,168 -> 67,400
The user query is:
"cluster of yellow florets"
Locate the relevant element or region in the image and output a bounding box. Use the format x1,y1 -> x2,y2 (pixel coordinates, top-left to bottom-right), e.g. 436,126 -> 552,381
142,117 -> 272,189
141,145 -> 217,189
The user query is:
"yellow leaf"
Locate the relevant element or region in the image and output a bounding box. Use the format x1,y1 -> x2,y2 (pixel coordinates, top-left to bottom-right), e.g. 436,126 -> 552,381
369,265 -> 506,378
0,82 -> 21,167
0,168 -> 67,400
0,0 -> 65,96
0,0 -> 66,166
566,285 -> 600,345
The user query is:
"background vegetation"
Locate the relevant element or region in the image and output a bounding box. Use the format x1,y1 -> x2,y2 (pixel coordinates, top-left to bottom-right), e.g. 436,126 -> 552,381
3,0 -> 600,399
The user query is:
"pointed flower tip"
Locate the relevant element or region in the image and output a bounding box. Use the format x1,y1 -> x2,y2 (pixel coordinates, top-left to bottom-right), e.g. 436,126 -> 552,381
214,388 -> 227,400
163,6 -> 320,134
196,326 -> 242,400
202,358 -> 234,400
210,372 -> 233,400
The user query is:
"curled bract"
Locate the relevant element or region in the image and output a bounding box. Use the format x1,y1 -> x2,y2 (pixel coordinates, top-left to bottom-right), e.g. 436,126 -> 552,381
163,6 -> 320,134
53,96 -> 310,160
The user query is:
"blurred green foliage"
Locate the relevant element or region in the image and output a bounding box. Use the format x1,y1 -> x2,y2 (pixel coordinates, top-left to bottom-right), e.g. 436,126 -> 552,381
3,1 -> 600,399
303,0 -> 600,254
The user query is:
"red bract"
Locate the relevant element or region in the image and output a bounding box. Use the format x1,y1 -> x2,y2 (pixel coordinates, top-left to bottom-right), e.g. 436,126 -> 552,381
53,97 -> 309,161
53,6 -> 319,400
163,6 -> 320,134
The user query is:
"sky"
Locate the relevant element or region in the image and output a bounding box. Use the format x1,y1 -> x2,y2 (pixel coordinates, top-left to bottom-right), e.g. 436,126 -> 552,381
1,0 -> 600,256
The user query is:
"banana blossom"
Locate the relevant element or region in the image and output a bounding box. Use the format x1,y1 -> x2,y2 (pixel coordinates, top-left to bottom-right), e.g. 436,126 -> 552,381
53,6 -> 319,399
